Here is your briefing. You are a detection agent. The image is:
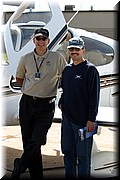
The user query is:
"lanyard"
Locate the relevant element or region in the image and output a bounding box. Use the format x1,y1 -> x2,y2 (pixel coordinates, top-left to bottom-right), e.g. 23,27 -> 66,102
33,53 -> 45,72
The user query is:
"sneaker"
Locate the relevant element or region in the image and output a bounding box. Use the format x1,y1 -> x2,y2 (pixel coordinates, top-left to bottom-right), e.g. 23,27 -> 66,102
11,158 -> 21,179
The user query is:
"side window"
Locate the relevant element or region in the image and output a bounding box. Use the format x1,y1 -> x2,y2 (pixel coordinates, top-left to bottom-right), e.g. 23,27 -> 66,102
19,28 -> 35,49
11,29 -> 20,51
9,1 -> 52,52
81,36 -> 114,66
11,26 -> 45,51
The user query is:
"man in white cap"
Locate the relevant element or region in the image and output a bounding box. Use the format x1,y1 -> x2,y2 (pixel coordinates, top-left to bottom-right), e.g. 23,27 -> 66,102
58,37 -> 100,178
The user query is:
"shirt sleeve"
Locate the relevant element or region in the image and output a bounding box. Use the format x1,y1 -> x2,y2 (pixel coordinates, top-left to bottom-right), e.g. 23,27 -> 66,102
16,56 -> 26,79
87,66 -> 100,121
58,53 -> 67,76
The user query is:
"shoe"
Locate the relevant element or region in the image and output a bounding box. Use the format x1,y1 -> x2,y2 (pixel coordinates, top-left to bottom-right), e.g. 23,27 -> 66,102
11,158 -> 21,179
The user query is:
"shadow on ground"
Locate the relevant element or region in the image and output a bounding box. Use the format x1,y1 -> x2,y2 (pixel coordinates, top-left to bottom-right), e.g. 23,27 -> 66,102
1,145 -> 65,179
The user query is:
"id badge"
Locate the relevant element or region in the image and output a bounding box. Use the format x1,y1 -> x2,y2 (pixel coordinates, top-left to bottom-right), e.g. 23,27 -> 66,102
35,72 -> 41,80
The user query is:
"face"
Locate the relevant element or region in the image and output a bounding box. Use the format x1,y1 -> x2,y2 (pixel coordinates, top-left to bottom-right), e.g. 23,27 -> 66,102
68,47 -> 85,62
33,35 -> 50,50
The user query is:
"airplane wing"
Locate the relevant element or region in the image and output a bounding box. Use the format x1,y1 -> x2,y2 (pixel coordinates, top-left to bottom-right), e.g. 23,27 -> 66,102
96,106 -> 118,127
54,102 -> 118,127
91,151 -> 118,177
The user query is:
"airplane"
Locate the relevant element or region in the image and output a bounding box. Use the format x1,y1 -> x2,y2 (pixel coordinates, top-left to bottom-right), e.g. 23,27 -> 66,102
1,0 -> 118,126
1,0 -> 119,177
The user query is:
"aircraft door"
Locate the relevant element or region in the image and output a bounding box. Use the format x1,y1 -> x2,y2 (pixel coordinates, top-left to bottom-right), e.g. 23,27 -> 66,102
109,76 -> 119,107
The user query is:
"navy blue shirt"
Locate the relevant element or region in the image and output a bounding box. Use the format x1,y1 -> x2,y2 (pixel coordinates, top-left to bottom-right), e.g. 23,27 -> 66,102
59,60 -> 100,126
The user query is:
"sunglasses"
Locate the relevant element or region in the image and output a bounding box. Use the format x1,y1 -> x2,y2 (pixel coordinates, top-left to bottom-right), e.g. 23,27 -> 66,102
68,48 -> 81,51
35,36 -> 47,41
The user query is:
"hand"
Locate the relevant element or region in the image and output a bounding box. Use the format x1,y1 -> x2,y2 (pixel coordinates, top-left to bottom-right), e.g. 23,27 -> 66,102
86,121 -> 95,132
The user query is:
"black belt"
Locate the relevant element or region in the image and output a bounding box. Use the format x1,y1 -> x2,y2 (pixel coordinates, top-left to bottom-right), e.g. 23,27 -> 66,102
24,94 -> 56,103
33,96 -> 56,103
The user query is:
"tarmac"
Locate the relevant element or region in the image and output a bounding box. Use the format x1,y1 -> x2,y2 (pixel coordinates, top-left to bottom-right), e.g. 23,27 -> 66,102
0,122 -> 119,179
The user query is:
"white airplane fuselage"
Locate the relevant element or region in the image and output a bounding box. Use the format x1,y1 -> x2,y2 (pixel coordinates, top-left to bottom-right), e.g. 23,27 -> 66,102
1,0 -> 118,126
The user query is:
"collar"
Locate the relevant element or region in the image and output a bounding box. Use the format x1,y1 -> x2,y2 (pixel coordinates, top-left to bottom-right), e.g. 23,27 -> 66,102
33,48 -> 49,59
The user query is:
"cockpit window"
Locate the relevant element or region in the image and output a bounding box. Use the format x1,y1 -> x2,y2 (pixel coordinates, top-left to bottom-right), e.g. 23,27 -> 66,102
81,36 -> 114,66
56,32 -> 115,66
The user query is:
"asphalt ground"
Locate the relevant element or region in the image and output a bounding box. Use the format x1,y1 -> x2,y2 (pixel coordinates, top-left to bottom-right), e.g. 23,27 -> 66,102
1,122 -> 119,179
